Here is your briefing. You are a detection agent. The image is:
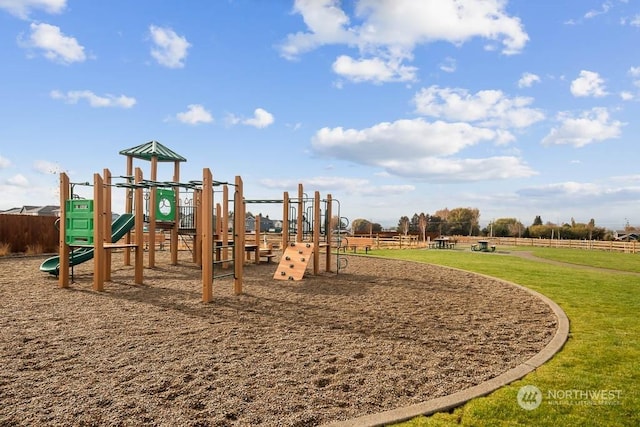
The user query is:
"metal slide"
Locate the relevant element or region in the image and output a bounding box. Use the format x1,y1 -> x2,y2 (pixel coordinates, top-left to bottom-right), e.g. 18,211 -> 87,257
39,213 -> 135,276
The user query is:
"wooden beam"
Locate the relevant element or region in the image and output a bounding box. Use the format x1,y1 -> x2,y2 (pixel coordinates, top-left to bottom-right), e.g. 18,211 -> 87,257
149,155 -> 158,268
282,191 -> 289,250
202,168 -> 213,303
93,173 -> 105,291
222,184 -> 229,269
103,168 -> 112,282
194,189 -> 202,265
124,155 -> 133,266
325,194 -> 332,272
59,173 -> 70,288
297,183 -> 303,243
134,168 -> 144,284
313,191 -> 320,275
233,175 -> 244,295
171,160 -> 180,265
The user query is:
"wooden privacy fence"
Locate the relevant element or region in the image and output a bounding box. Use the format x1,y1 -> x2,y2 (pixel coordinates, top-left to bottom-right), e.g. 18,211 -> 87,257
0,215 -> 59,254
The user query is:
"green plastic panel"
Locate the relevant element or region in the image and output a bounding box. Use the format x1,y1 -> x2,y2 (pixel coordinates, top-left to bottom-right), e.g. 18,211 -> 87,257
65,199 -> 94,245
155,188 -> 176,222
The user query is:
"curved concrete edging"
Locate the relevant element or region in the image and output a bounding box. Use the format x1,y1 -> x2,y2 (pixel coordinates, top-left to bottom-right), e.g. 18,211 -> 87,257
324,267 -> 570,427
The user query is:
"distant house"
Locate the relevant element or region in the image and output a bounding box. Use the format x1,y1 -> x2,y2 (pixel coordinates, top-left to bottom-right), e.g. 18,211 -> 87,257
0,205 -> 60,216
245,213 -> 277,232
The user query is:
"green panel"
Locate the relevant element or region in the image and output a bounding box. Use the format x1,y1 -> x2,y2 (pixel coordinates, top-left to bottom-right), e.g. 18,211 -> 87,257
155,188 -> 176,222
65,199 -> 94,245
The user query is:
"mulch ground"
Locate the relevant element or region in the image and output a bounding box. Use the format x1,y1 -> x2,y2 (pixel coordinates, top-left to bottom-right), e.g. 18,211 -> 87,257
0,250 -> 557,426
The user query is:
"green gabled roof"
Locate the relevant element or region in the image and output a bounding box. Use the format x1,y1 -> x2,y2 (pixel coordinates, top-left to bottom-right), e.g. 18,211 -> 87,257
119,141 -> 187,162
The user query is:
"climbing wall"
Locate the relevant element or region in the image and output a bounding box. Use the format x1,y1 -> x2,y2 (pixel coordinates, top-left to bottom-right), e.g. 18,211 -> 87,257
273,242 -> 314,281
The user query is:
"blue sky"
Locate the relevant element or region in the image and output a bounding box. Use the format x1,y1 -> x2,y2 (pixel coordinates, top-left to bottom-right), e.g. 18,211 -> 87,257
1,0 -> 639,229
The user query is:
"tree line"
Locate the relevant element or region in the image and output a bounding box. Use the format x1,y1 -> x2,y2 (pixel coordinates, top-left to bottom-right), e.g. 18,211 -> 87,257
350,208 -> 631,240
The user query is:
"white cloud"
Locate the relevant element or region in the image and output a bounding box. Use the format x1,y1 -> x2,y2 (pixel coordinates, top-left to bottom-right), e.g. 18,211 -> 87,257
570,70 -> 608,97
224,113 -> 241,126
243,108 -> 274,128
50,90 -> 136,108
518,72 -> 541,88
439,57 -> 456,73
0,155 -> 11,168
629,66 -> 640,77
280,0 -> 528,85
620,91 -> 634,101
518,181 -> 640,207
20,22 -> 86,64
631,14 -> 640,26
0,0 -> 66,19
584,2 -> 612,19
413,85 -> 545,129
332,55 -> 417,83
278,0 -> 355,59
149,25 -> 190,68
310,117 -> 535,181
542,107 -> 624,147
175,104 -> 213,125
7,174 -> 29,187
260,176 -> 415,196
352,0 -> 529,55
380,156 -> 536,181
312,119 -> 494,161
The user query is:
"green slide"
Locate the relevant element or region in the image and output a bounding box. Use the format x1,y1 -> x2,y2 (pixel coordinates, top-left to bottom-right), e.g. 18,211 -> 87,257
39,213 -> 136,276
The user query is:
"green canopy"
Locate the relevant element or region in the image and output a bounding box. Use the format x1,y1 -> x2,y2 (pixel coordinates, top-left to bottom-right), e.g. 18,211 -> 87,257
119,141 -> 186,162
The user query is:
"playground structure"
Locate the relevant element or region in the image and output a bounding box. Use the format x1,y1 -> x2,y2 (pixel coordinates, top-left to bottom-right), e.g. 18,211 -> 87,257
42,141 -> 347,302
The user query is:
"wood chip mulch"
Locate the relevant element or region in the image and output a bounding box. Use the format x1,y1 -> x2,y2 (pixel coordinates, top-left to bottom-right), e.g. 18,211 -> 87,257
0,251 -> 557,426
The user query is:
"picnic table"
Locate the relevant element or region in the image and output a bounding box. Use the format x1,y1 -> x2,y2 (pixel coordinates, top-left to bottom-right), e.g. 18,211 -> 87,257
471,240 -> 496,252
430,237 -> 455,249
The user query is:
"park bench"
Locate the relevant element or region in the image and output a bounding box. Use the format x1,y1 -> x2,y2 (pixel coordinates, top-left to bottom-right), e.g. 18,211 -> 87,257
345,237 -> 374,253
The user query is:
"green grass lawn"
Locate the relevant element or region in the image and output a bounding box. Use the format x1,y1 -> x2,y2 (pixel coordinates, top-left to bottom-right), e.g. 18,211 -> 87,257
358,247 -> 640,427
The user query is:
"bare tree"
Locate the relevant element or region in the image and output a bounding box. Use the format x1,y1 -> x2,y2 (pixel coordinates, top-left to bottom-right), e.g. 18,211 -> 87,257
398,216 -> 410,236
418,212 -> 428,242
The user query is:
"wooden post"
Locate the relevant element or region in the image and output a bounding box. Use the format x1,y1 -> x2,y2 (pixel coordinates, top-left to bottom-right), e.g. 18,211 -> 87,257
215,202 -> 221,263
103,168 -> 112,282
282,191 -> 289,250
254,214 -> 261,264
202,168 -> 213,303
325,194 -> 332,272
149,155 -> 158,268
233,175 -> 244,295
93,173 -> 105,291
124,155 -> 133,266
194,189 -> 202,265
313,191 -> 320,275
59,173 -> 70,288
171,160 -> 180,265
222,184 -> 229,269
297,183 -> 303,243
134,168 -> 144,284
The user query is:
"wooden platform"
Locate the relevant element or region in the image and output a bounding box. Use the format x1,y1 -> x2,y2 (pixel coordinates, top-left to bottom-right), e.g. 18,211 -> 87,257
273,242 -> 314,281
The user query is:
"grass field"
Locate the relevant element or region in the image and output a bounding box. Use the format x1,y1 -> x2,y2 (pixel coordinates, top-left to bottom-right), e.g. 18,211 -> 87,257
361,247 -> 640,427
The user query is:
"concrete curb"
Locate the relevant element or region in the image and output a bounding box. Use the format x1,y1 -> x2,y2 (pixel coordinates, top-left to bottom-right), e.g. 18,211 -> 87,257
324,269 -> 570,427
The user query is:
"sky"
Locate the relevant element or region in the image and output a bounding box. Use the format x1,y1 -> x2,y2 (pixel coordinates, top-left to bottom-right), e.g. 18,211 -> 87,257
0,0 -> 639,230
